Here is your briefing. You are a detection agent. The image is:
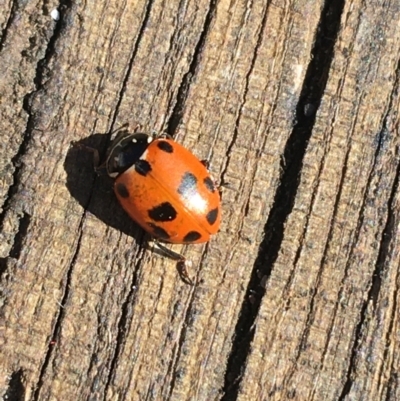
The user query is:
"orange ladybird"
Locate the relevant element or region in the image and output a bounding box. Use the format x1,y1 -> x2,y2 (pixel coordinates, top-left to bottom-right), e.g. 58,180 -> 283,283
105,131 -> 221,245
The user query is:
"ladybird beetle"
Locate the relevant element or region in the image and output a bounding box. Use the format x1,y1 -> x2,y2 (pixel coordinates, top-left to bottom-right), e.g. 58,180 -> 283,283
105,130 -> 221,248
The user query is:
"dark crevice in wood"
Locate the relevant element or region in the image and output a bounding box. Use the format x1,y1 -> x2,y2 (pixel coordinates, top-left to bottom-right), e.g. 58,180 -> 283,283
385,370 -> 399,401
32,226 -> 84,401
222,0 -> 346,399
162,248 -> 212,398
4,369 -> 26,401
0,0 -> 19,51
0,258 -> 7,277
157,0 -> 194,127
385,237 -> 400,400
158,250 -> 214,398
9,213 -> 31,260
370,163 -> 397,310
219,0 -> 270,224
371,56 -> 400,309
291,81 -> 354,370
0,131 -> 30,233
103,246 -> 146,399
313,132 -> 354,390
339,61 -> 400,399
327,128 -> 384,400
337,298 -> 367,398
335,155 -> 379,398
31,0 -> 74,89
165,327 -> 184,398
166,0 -> 218,136
294,122 -> 354,389
165,265 -> 205,398
164,301 -> 189,398
382,231 -> 399,398
0,0 -> 73,242
109,0 -> 155,133
0,111 -> 34,233
0,125 -> 32,235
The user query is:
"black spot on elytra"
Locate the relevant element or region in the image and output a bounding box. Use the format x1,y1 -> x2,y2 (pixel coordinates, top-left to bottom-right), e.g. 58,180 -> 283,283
157,140 -> 174,153
204,176 -> 216,193
148,223 -> 170,240
115,183 -> 129,198
206,207 -> 219,225
135,159 -> 152,176
177,172 -> 198,197
183,231 -> 202,242
148,202 -> 177,222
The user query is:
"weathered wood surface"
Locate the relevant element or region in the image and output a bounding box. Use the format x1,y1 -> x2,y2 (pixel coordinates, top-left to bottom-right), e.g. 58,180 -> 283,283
1,0 -> 399,400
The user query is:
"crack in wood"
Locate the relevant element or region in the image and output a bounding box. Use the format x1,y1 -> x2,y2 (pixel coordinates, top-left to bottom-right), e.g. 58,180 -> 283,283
109,0 -> 155,133
338,63 -> 400,399
222,0 -> 346,398
4,368 -> 26,401
166,0 -> 218,136
0,0 -> 73,254
32,225 -> 83,400
9,212 -> 31,260
0,0 -> 19,51
103,244 -> 147,397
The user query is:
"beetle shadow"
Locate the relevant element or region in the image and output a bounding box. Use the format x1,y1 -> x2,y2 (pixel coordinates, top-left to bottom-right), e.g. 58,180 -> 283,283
65,133 -> 196,284
64,134 -> 145,241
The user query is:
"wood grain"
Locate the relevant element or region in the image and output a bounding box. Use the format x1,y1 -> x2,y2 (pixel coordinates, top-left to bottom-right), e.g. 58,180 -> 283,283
0,0 -> 399,400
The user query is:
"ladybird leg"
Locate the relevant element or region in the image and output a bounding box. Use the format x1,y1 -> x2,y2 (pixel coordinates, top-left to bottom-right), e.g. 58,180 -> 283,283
148,129 -> 170,141
131,122 -> 142,133
200,159 -> 210,169
215,178 -> 233,196
220,180 -> 233,189
177,260 -> 194,286
156,131 -> 174,140
110,122 -> 130,134
150,241 -> 194,285
109,123 -> 146,149
112,122 -> 144,135
72,142 -> 103,170
109,122 -> 139,144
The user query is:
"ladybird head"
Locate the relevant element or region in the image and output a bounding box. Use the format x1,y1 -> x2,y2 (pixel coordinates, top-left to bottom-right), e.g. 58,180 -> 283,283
106,132 -> 153,177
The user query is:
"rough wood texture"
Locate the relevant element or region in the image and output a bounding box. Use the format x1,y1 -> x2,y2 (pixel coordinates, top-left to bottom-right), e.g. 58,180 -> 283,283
0,0 -> 399,400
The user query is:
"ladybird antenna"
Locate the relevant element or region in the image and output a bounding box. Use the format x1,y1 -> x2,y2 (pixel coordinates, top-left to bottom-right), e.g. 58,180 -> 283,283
108,122 -> 130,137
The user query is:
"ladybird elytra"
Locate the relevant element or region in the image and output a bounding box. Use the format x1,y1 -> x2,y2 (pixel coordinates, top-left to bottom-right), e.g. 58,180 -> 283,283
106,131 -> 221,244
